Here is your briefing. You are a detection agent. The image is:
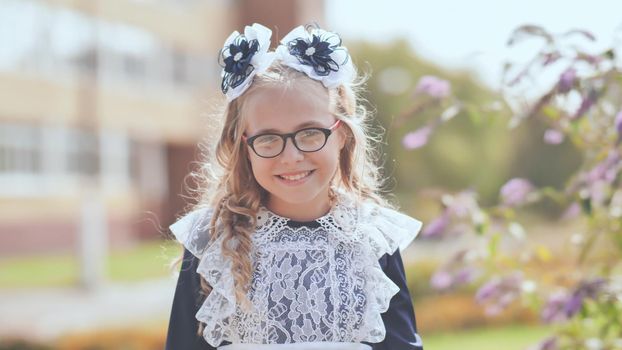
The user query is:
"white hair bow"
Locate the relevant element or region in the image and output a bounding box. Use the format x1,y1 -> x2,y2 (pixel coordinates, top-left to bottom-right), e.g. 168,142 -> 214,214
219,23 -> 276,101
276,25 -> 355,89
218,24 -> 354,101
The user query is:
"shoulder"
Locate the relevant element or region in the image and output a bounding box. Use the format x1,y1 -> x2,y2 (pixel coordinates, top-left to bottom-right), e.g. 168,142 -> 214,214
169,207 -> 214,259
357,200 -> 423,258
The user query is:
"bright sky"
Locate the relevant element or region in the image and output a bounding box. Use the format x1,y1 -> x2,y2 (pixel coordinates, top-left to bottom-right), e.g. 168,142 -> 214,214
326,0 -> 622,89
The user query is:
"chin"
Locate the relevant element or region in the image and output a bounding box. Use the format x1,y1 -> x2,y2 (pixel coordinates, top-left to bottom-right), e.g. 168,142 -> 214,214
274,189 -> 322,204
269,182 -> 330,205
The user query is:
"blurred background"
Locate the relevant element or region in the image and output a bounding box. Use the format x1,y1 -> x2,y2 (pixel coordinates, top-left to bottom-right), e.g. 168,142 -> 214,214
0,0 -> 620,349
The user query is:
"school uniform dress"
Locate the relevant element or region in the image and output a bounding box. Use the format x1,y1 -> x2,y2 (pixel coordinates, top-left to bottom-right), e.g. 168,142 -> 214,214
165,193 -> 424,350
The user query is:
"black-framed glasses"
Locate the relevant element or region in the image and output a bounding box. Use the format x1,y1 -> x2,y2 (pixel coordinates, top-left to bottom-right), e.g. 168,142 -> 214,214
243,120 -> 342,158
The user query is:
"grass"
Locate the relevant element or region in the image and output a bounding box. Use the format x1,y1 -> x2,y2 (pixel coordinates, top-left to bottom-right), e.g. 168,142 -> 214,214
107,239 -> 181,282
0,254 -> 77,288
424,324 -> 551,350
0,239 -> 182,288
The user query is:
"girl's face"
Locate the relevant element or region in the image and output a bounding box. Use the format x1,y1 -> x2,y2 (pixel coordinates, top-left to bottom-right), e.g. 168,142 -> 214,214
242,83 -> 344,219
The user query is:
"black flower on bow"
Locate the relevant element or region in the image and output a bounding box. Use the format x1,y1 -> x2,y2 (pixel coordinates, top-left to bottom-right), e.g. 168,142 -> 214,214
287,32 -> 346,76
219,35 -> 259,93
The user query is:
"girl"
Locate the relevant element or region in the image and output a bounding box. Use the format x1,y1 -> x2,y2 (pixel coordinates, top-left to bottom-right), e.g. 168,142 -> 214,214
165,23 -> 424,350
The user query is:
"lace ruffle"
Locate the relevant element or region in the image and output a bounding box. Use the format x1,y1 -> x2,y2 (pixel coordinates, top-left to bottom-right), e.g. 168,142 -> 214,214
195,234 -> 237,346
169,195 -> 423,347
169,207 -> 213,258
359,202 -> 423,259
169,208 -> 237,346
354,201 -> 422,342
358,258 -> 400,342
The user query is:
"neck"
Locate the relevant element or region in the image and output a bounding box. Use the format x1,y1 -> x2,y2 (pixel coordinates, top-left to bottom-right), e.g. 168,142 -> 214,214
266,192 -> 333,222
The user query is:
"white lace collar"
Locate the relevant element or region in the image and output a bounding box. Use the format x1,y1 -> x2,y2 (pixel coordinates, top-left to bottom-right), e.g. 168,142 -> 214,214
254,191 -> 357,234
169,192 -> 423,347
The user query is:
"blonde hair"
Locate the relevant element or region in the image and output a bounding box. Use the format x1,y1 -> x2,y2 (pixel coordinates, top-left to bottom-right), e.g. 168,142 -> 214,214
186,61 -> 391,335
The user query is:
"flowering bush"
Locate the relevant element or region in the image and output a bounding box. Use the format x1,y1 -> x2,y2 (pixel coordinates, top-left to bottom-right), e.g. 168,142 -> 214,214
403,25 -> 622,349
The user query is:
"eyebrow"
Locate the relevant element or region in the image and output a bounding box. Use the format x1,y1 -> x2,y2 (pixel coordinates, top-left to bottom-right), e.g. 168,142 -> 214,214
253,121 -> 326,134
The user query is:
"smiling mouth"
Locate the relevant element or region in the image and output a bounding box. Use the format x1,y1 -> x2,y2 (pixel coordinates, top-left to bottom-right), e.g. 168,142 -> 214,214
276,170 -> 315,181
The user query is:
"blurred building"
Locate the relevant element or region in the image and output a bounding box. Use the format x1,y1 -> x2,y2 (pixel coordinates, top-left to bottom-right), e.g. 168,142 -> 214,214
0,0 -> 324,256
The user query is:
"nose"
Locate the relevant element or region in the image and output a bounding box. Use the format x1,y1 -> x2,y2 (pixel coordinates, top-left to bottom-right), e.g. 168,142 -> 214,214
279,136 -> 304,163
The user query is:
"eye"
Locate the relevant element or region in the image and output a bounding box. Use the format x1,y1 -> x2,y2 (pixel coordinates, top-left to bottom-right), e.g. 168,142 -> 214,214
254,134 -> 281,148
296,128 -> 326,149
298,129 -> 323,140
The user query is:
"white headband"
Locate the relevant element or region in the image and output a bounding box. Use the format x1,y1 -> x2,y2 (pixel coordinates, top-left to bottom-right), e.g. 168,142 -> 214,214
219,24 -> 355,101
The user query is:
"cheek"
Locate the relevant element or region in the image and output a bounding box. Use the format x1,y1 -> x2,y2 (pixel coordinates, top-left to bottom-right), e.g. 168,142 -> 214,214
248,156 -> 272,180
314,141 -> 342,170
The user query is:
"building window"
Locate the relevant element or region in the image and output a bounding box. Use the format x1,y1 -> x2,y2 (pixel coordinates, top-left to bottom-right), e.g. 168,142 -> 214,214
67,128 -> 100,177
0,123 -> 41,175
0,0 -> 215,89
0,123 -> 151,197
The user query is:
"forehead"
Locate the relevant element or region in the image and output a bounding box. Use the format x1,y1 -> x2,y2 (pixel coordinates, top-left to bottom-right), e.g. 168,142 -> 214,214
243,83 -> 333,134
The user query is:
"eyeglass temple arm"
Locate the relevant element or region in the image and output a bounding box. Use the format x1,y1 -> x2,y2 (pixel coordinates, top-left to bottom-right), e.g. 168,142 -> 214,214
330,119 -> 342,131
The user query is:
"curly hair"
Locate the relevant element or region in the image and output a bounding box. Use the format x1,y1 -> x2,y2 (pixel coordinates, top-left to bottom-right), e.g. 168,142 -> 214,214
183,61 -> 392,336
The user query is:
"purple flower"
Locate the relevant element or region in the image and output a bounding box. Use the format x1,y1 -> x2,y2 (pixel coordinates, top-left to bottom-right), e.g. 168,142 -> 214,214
615,110 -> 622,141
564,278 -> 606,318
475,273 -> 523,315
573,89 -> 598,119
415,75 -> 451,99
500,178 -> 535,206
430,250 -> 479,291
541,278 -> 607,324
422,211 -> 449,238
475,277 -> 503,302
430,270 -> 453,290
561,202 -> 581,220
402,126 -> 432,150
529,337 -> 558,350
563,291 -> 584,318
430,267 -> 478,291
445,190 -> 479,218
453,267 -> 478,285
541,291 -> 570,323
586,150 -> 620,184
557,68 -> 576,93
577,52 -> 602,65
587,180 -> 608,207
544,129 -> 564,144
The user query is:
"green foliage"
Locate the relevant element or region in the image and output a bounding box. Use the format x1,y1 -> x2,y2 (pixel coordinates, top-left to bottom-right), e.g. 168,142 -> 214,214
349,40 -> 514,203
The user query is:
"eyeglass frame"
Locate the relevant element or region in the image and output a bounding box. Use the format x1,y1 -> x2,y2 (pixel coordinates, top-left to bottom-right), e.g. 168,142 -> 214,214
242,119 -> 342,158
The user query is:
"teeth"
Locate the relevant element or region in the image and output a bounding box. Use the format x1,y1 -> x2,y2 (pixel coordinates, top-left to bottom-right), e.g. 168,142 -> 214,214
280,171 -> 311,181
